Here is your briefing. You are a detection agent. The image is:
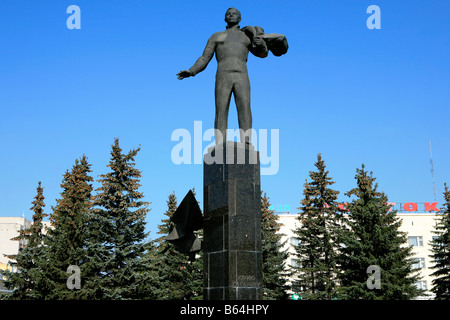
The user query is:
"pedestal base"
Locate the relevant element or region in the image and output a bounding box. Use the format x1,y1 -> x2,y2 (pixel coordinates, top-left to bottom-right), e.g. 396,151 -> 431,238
203,141 -> 262,300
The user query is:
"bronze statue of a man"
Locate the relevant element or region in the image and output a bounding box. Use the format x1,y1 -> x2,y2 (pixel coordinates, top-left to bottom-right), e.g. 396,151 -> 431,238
177,8 -> 287,144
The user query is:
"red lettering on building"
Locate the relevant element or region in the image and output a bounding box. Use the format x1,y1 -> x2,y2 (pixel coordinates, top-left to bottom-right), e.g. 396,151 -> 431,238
320,202 -> 439,213
403,202 -> 419,212
424,202 -> 439,212
388,202 -> 396,211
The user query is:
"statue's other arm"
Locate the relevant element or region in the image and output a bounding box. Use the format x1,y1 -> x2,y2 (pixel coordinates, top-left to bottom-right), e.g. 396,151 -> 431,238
250,36 -> 268,58
189,35 -> 216,76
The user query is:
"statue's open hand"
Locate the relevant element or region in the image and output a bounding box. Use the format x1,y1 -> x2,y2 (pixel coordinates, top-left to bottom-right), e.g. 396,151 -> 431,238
177,70 -> 193,80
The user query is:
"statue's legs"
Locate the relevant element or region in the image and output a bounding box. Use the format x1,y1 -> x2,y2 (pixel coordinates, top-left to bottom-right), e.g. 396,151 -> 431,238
215,72 -> 252,144
215,72 -> 232,143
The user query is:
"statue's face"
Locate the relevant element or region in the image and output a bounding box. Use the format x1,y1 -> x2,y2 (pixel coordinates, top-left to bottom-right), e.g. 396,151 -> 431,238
225,8 -> 241,25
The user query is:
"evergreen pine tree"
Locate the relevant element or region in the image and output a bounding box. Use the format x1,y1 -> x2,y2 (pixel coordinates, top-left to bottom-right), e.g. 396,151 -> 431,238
182,250 -> 203,300
261,191 -> 290,300
24,181 -> 47,248
43,155 -> 95,299
339,164 -> 422,300
4,181 -> 48,299
93,138 -> 150,299
292,154 -> 342,300
429,184 -> 450,300
136,237 -> 163,300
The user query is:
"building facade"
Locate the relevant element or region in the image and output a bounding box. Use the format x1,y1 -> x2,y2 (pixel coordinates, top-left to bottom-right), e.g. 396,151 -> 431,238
0,217 -> 31,294
277,209 -> 441,300
0,217 -> 32,265
0,217 -> 51,294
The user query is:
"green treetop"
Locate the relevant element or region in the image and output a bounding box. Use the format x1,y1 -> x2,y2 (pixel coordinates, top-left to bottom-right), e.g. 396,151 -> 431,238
93,138 -> 150,299
338,164 -> 422,300
292,154 -> 342,300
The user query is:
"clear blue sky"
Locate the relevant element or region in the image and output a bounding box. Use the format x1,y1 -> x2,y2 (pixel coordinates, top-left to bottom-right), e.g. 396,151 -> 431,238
1,0 -> 449,239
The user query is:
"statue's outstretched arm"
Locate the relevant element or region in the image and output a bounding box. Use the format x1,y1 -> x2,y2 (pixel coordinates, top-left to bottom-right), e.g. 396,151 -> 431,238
177,35 -> 216,80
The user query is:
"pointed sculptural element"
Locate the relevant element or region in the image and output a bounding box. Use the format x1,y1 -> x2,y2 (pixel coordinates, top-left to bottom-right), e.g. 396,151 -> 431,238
166,190 -> 203,254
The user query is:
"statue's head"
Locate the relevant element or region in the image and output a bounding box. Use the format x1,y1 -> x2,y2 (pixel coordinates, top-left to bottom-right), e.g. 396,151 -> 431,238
225,7 -> 241,25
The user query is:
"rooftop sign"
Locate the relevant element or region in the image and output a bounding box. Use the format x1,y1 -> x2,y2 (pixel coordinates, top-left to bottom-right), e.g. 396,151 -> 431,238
388,202 -> 440,213
272,202 -> 441,214
330,202 -> 440,213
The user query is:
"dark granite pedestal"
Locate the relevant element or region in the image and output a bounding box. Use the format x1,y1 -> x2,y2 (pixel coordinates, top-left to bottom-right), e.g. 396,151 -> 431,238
203,141 -> 262,300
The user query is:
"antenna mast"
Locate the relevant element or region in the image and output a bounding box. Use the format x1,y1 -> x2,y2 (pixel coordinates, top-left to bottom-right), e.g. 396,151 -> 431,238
430,140 -> 437,202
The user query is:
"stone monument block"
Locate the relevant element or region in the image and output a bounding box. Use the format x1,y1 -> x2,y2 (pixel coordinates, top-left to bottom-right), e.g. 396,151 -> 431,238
203,141 -> 262,300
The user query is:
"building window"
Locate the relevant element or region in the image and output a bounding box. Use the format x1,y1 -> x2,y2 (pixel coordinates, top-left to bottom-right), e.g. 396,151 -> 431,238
431,235 -> 442,247
408,236 -> 423,247
412,257 -> 425,269
415,280 -> 427,290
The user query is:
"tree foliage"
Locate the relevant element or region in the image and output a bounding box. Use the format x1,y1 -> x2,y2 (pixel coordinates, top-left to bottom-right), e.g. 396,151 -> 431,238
92,138 -> 150,299
338,165 -> 422,300
261,191 -> 290,300
430,184 -> 450,300
4,181 -> 49,299
41,155 -> 96,299
292,154 -> 342,300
